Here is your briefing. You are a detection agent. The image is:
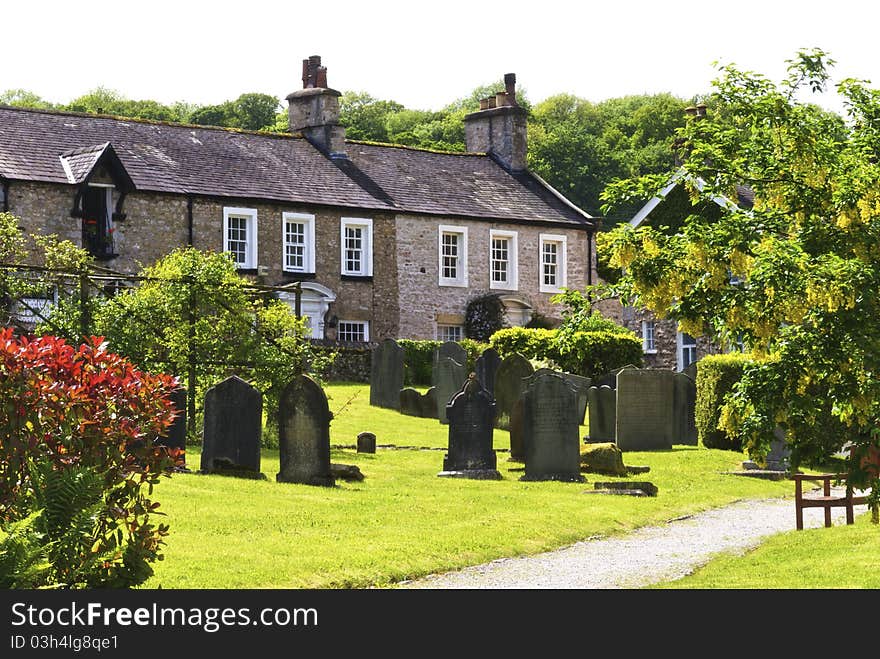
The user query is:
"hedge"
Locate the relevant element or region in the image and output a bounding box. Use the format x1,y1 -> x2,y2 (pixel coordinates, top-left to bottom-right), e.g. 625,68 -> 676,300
489,327 -> 643,379
695,353 -> 754,450
397,338 -> 489,386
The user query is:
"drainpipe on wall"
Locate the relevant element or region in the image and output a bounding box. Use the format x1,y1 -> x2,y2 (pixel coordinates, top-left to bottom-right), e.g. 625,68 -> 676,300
186,195 -> 194,246
2,179 -> 8,213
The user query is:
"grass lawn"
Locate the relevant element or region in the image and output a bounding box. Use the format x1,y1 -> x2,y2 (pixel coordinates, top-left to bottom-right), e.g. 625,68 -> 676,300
138,381 -> 817,589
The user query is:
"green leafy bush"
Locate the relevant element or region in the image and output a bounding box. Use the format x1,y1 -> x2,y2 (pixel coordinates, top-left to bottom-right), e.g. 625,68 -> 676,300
696,353 -> 753,450
489,327 -> 557,360
552,330 -> 643,379
397,338 -> 489,386
464,293 -> 507,342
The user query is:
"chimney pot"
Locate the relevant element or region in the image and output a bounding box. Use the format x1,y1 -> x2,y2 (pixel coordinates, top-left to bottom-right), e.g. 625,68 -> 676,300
479,98 -> 489,110
495,92 -> 508,107
316,66 -> 328,88
487,96 -> 497,109
504,73 -> 517,104
695,103 -> 707,117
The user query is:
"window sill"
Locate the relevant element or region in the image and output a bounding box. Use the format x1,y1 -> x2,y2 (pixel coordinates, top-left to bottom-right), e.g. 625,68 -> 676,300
490,282 -> 518,292
341,274 -> 373,282
236,268 -> 258,275
439,280 -> 468,288
644,349 -> 658,355
540,286 -> 564,294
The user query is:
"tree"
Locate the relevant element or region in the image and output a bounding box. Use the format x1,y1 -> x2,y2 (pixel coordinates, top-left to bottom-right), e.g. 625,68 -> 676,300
598,49 -> 880,510
339,91 -> 404,142
0,89 -> 55,109
63,87 -> 189,122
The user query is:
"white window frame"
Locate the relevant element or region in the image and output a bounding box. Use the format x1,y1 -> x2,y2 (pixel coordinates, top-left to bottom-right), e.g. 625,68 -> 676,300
223,207 -> 258,269
437,324 -> 464,342
282,212 -> 316,274
438,224 -> 468,287
539,233 -> 567,293
642,320 -> 657,354
677,331 -> 698,372
489,229 -> 518,291
337,320 -> 370,342
340,217 -> 373,277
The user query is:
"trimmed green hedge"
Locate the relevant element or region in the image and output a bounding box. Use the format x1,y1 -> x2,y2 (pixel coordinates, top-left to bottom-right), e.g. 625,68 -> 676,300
397,338 -> 489,386
489,327 -> 643,379
695,353 -> 754,450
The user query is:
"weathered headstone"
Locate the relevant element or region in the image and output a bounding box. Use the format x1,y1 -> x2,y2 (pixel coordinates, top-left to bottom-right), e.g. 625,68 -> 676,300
370,338 -> 404,410
156,386 -> 188,469
357,431 -> 376,454
615,368 -> 674,451
593,364 -> 639,390
494,353 -> 534,430
520,371 -> 585,482
277,374 -> 335,487
434,341 -> 468,372
438,374 -> 501,480
200,376 -> 262,476
433,357 -> 467,424
419,387 -> 438,419
765,427 -> 792,471
508,397 -> 526,462
399,387 -> 423,417
563,373 -> 591,426
587,385 -> 616,442
672,372 -> 698,445
474,347 -> 502,395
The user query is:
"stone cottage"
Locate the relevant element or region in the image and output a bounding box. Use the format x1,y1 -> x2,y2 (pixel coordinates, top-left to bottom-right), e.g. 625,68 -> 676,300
0,56 -> 597,341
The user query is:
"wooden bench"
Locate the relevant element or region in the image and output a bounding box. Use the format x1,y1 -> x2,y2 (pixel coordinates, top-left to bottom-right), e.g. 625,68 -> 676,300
793,472 -> 867,530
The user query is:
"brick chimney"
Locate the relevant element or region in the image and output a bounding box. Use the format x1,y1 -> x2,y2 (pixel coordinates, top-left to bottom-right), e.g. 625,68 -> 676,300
286,55 -> 346,158
464,73 -> 528,171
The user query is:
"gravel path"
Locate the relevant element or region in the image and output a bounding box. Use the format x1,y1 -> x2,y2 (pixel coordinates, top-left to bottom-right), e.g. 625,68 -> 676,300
397,491 -> 870,589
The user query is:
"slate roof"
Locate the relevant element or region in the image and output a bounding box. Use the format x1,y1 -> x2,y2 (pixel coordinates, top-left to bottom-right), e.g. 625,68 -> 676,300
59,143 -> 110,184
0,105 -> 594,229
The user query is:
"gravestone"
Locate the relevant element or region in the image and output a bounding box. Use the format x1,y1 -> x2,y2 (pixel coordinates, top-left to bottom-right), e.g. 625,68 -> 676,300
765,427 -> 792,471
156,387 -> 188,469
494,353 -> 534,430
520,371 -> 584,482
563,373 -> 591,426
508,398 -> 526,462
438,374 -> 501,480
434,341 -> 468,373
587,385 -> 616,442
593,364 -> 639,390
277,374 -> 335,487
672,372 -> 698,445
370,339 -> 404,410
357,431 -> 376,454
201,376 -> 262,476
474,347 -> 502,395
615,368 -> 674,451
399,387 -> 423,417
433,357 -> 467,424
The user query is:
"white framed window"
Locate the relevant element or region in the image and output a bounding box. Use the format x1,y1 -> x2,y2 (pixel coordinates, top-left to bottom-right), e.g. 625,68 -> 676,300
539,233 -> 567,293
282,212 -> 315,273
642,320 -> 657,354
438,225 -> 468,287
340,217 -> 373,276
489,229 -> 518,290
677,332 -> 698,371
337,320 -> 369,342
223,207 -> 258,269
437,324 -> 464,342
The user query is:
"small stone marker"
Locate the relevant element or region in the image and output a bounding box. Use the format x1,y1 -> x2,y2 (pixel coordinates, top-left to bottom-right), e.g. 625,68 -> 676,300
357,431 -> 376,454
590,481 -> 658,496
438,373 -> 501,480
520,371 -> 584,482
475,347 -> 502,395
370,338 -> 404,410
433,356 -> 467,424
494,352 -> 534,430
200,376 -> 262,477
587,385 -> 616,442
580,442 -> 627,476
277,374 -> 335,487
615,368 -> 674,451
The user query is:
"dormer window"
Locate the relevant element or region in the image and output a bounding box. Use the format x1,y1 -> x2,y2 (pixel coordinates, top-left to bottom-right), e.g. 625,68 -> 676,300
81,184 -> 116,260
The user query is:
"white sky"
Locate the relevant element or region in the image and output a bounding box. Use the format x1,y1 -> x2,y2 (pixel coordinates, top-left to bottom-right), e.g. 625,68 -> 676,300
3,0 -> 876,115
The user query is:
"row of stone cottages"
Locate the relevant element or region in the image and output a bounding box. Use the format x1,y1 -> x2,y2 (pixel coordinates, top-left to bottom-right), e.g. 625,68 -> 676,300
0,54 -> 722,372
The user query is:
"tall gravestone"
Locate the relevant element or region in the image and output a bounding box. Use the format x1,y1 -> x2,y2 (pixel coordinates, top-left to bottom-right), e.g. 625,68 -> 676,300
672,372 -> 698,445
616,368 -> 674,451
520,371 -> 584,482
433,357 -> 467,424
370,339 -> 404,410
474,347 -> 502,396
494,353 -> 534,430
201,376 -> 262,476
434,341 -> 468,373
593,364 -> 639,390
563,373 -> 591,426
438,374 -> 501,480
587,385 -> 616,442
156,386 -> 188,469
277,374 -> 335,487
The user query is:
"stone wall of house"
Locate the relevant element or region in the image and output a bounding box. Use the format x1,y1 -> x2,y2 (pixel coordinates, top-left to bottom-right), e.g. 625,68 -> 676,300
6,181 -> 82,260
619,306 -> 723,371
395,213 -> 595,339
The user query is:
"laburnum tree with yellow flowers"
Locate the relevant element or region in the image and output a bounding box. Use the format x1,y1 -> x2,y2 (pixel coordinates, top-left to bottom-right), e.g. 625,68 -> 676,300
597,49 -> 880,510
